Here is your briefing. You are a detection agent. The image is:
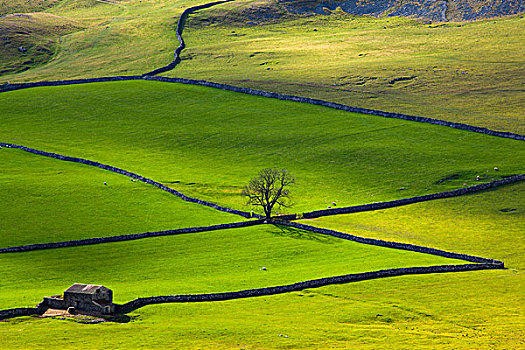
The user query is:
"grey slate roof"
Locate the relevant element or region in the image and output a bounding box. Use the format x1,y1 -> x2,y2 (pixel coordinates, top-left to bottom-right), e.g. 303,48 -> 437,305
65,283 -> 109,295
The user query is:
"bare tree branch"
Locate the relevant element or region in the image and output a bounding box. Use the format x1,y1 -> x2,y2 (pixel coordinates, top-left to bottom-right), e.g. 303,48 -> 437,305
242,168 -> 295,219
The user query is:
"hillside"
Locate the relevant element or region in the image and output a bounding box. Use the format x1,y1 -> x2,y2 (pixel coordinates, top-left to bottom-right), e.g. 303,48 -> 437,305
280,0 -> 525,22
0,1 -> 524,348
0,79 -> 523,349
0,0 -> 61,16
0,13 -> 82,75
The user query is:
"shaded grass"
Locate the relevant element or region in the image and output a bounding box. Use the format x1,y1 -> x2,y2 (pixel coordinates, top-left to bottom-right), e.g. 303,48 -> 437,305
0,0 -> 62,16
0,148 -> 242,247
0,13 -> 83,76
1,80 -> 523,215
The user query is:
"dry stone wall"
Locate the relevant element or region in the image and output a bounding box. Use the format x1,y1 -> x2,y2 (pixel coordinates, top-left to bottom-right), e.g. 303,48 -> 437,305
279,221 -> 504,266
2,263 -> 500,319
143,0 -> 235,76
300,174 -> 525,219
0,308 -> 42,320
115,263 -> 501,314
0,220 -> 264,253
0,142 -> 253,219
1,76 -> 524,141
144,76 -> 525,141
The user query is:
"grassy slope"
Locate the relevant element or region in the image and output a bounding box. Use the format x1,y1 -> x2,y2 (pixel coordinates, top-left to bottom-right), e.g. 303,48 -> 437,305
0,1 -> 523,133
0,0 -> 62,16
0,0 -> 212,81
0,1 -> 522,348
0,225 -> 463,310
172,1 -> 525,133
300,181 -> 525,269
0,191 -> 521,348
1,81 -> 523,215
0,13 -> 83,76
0,148 -> 242,247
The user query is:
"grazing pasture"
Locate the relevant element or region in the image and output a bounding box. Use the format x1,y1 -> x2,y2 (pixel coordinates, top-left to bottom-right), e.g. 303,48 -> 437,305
177,2 -> 525,133
1,175 -> 520,349
0,224 -> 464,310
0,148 -> 242,247
0,80 -> 523,215
0,0 -> 523,348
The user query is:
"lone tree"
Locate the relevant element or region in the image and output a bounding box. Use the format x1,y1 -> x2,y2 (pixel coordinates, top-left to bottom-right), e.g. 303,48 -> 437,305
242,168 -> 295,219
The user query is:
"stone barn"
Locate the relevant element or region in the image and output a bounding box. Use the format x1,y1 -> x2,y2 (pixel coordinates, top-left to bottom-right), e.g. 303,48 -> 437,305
62,283 -> 114,314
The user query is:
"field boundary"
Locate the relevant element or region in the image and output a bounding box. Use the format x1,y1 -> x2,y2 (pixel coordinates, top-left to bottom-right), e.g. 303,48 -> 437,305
0,220 -> 264,254
299,174 -> 525,218
113,263 -> 502,314
1,76 -> 523,140
143,0 -> 234,76
0,142 -> 254,219
277,221 -> 503,265
145,76 -> 525,140
0,263 -> 502,319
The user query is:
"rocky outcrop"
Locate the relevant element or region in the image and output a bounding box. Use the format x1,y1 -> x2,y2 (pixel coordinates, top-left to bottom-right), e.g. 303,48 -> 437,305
279,0 -> 525,22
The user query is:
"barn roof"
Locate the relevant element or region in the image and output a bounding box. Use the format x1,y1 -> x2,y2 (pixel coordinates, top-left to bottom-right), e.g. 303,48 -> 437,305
65,283 -> 110,295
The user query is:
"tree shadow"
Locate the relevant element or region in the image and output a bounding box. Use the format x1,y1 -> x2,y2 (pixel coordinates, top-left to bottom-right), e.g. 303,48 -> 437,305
268,224 -> 339,244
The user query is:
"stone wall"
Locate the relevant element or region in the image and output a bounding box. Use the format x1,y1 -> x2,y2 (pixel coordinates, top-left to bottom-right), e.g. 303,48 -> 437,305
0,142 -> 253,219
1,76 -> 523,141
0,76 -> 140,93
0,220 -> 265,254
0,307 -> 41,320
115,263 -> 501,314
0,263 -> 501,319
143,0 -> 235,76
42,297 -> 66,310
280,221 -> 504,266
300,174 -> 525,219
144,76 -> 525,141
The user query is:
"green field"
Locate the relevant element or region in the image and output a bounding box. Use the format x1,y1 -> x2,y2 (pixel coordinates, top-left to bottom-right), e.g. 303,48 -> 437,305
1,175 -> 521,349
0,224 -> 465,310
1,80 -> 523,215
300,181 -> 525,269
0,148 -> 243,247
0,0 -> 523,348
